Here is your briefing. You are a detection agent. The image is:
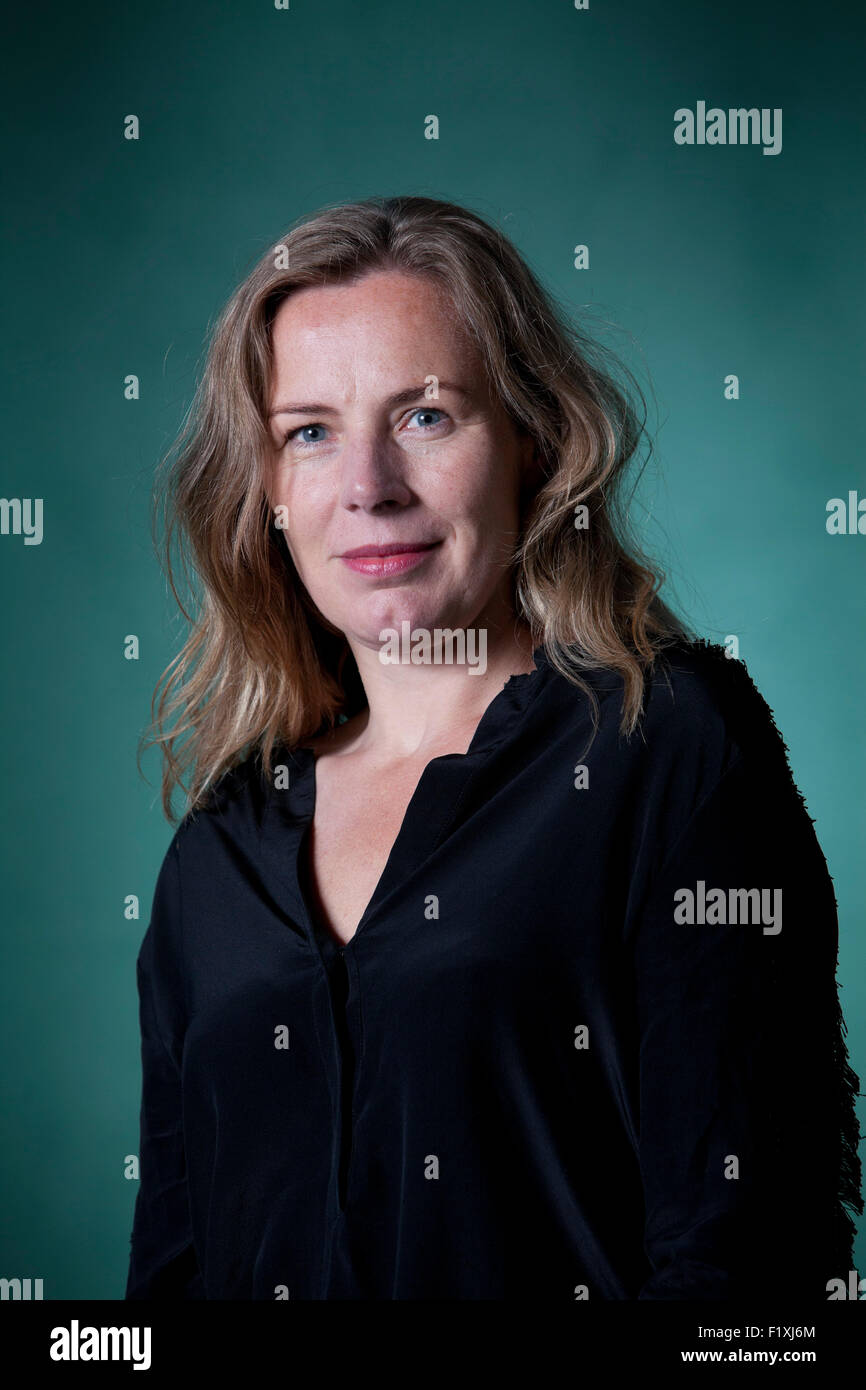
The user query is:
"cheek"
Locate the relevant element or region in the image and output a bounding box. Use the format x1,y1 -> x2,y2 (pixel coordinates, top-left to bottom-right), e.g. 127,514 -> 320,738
271,468 -> 329,537
278,509 -> 333,592
432,444 -> 507,509
454,468 -> 521,535
456,435 -> 520,509
277,529 -> 302,580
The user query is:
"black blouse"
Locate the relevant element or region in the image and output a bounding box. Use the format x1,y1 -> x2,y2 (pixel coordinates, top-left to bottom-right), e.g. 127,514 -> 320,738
125,640 -> 860,1300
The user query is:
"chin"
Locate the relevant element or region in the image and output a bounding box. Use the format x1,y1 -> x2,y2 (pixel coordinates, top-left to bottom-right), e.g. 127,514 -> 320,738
355,598 -> 443,636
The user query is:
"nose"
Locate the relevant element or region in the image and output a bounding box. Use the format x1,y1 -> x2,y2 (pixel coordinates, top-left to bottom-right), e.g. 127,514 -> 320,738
338,428 -> 414,512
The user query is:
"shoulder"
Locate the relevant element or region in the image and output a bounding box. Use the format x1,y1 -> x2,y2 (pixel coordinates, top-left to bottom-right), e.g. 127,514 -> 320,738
642,639 -> 787,758
545,637 -> 810,815
644,636 -> 783,750
635,638 -> 810,811
168,743 -> 287,864
549,637 -> 790,765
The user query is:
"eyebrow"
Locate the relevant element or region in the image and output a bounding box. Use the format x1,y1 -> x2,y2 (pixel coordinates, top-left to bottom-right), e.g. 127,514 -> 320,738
267,381 -> 470,418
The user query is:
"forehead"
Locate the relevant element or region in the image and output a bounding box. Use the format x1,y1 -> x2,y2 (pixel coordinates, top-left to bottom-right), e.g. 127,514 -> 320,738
268,270 -> 480,383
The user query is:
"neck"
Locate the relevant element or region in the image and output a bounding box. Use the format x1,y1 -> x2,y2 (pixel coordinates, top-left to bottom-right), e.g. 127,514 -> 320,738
343,618 -> 538,762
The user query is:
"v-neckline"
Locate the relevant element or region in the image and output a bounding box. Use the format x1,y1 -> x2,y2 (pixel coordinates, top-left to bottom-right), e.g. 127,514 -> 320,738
272,644 -> 551,963
297,744 -> 469,958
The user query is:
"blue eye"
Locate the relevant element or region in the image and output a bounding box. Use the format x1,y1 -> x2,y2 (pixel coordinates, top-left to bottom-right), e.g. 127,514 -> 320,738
409,408 -> 445,429
285,424 -> 328,448
282,409 -> 446,450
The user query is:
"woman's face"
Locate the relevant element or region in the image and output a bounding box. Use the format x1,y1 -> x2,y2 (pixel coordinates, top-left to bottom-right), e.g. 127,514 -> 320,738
266,268 -> 534,656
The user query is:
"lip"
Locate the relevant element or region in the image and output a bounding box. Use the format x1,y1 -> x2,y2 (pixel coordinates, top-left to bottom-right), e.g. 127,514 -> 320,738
340,541 -> 441,558
339,539 -> 442,577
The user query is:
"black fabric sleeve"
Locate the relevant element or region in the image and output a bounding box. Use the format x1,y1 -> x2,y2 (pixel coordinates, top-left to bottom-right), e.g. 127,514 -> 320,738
126,835 -> 205,1299
631,749 -> 862,1301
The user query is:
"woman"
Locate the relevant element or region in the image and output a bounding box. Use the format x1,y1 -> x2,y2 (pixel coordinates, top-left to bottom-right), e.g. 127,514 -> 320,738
126,195 -> 861,1301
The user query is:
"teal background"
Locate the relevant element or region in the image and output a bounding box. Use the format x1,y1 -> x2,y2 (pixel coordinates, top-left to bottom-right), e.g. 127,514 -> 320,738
1,0 -> 863,1297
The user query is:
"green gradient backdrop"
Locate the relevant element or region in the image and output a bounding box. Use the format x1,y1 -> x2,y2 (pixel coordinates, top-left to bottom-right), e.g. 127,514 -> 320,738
1,0 -> 863,1298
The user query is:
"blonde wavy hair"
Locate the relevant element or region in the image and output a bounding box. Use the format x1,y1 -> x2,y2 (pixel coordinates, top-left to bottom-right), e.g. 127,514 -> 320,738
142,194 -> 690,823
